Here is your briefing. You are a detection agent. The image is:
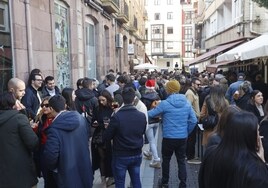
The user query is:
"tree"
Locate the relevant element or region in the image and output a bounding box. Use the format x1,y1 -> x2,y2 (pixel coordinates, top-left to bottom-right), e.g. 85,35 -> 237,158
253,0 -> 268,9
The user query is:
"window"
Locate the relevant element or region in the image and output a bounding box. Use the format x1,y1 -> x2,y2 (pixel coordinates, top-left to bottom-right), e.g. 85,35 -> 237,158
167,12 -> 173,20
185,41 -> 193,58
154,0 -> 160,5
152,41 -> 163,54
184,26 -> 192,39
167,0 -> 173,5
54,1 -> 71,89
184,11 -> 192,24
153,41 -> 161,48
0,2 -> 9,32
234,0 -> 242,23
155,13 -> 160,20
151,25 -> 164,39
167,41 -> 173,49
167,27 -> 173,34
166,62 -> 170,67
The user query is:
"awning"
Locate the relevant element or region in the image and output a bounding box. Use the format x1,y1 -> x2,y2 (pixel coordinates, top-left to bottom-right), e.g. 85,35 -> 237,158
206,61 -> 235,73
185,40 -> 245,67
217,33 -> 268,62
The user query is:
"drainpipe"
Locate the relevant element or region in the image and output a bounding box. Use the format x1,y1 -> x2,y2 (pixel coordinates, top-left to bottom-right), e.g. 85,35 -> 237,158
9,0 -> 16,76
250,0 -> 261,35
24,0 -> 34,73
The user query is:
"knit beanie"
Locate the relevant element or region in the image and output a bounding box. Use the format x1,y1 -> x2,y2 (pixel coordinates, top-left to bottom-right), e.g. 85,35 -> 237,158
145,79 -> 155,90
165,80 -> 180,94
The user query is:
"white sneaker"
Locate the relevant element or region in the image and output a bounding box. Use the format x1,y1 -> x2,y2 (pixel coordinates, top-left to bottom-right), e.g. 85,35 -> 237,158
149,160 -> 161,168
143,150 -> 152,160
187,158 -> 201,165
106,177 -> 115,187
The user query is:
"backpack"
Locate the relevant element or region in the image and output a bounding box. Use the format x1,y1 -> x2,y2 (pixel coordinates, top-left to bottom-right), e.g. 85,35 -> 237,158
201,97 -> 219,130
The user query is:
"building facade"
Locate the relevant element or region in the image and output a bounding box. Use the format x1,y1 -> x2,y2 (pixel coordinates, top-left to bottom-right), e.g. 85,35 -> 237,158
188,0 -> 268,74
145,0 -> 187,72
0,0 -> 147,92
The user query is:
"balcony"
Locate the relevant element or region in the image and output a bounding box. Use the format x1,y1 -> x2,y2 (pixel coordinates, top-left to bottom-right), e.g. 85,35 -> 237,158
101,0 -> 119,14
116,2 -> 129,24
128,25 -> 137,33
143,10 -> 148,20
127,16 -> 138,33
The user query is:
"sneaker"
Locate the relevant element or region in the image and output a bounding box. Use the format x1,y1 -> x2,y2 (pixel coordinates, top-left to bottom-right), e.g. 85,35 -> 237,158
158,178 -> 168,188
160,184 -> 168,188
106,177 -> 115,187
187,158 -> 201,165
149,160 -> 161,168
143,150 -> 152,160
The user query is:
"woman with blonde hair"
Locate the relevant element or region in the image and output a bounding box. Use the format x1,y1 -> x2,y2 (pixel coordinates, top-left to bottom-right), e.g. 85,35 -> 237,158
33,96 -> 58,188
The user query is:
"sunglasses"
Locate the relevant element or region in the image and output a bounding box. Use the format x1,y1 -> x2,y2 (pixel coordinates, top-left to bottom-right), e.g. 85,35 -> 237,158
41,104 -> 50,108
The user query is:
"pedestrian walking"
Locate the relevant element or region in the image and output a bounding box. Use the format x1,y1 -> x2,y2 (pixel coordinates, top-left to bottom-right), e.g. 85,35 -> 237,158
103,87 -> 147,188
148,80 -> 197,188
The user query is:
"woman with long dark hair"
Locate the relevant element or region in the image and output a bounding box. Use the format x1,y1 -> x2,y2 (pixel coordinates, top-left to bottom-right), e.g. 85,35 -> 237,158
259,100 -> 268,162
91,90 -> 114,186
246,90 -> 265,122
199,111 -> 268,188
206,105 -> 241,148
200,85 -> 229,146
61,87 -> 76,111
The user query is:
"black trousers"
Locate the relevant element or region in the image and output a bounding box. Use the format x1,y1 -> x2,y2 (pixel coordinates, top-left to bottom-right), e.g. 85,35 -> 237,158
161,138 -> 187,188
186,126 -> 197,160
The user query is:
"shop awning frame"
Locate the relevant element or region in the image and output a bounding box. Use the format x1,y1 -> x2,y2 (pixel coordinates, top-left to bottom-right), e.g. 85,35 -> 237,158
217,33 -> 268,62
185,40 -> 245,67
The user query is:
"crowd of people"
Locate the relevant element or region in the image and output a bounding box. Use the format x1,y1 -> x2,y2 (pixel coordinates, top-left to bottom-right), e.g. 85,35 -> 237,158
0,67 -> 268,188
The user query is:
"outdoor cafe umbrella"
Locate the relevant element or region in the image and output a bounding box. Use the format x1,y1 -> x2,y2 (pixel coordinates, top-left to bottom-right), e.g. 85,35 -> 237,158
134,63 -> 159,70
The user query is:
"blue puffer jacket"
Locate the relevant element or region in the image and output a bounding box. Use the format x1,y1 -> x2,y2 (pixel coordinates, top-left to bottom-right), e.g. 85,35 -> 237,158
148,93 -> 197,139
43,111 -> 93,188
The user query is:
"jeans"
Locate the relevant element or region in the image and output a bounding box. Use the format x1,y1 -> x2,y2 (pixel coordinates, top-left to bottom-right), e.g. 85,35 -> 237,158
161,138 -> 187,188
146,123 -> 160,161
112,154 -> 142,188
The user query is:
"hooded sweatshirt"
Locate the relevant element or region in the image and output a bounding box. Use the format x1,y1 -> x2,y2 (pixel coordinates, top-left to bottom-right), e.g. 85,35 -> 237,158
75,88 -> 98,115
43,111 -> 93,188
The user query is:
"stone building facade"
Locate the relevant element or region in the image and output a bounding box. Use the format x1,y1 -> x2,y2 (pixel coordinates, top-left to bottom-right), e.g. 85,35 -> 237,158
0,0 -> 146,91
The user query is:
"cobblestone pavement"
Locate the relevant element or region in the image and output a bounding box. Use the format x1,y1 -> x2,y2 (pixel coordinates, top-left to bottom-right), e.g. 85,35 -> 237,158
152,127 -> 200,188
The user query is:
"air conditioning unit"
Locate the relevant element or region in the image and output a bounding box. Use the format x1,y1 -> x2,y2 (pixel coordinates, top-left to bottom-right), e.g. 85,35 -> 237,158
115,33 -> 123,48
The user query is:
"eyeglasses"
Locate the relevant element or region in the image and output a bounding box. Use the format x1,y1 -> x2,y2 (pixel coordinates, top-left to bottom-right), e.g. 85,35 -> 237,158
41,104 -> 50,108
35,79 -> 43,82
195,83 -> 201,86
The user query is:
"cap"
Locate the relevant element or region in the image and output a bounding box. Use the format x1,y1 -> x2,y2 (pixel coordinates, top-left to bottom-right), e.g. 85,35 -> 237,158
165,80 -> 181,94
145,80 -> 155,90
237,72 -> 245,80
214,74 -> 225,82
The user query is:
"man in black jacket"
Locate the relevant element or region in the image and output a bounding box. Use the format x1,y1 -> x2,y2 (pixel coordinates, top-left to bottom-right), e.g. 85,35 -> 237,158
21,73 -> 43,119
75,77 -> 98,123
41,76 -> 61,98
103,87 -> 147,187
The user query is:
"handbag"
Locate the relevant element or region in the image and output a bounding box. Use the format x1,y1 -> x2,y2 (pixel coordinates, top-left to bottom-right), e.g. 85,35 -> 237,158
92,128 -> 104,144
201,98 -> 219,130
